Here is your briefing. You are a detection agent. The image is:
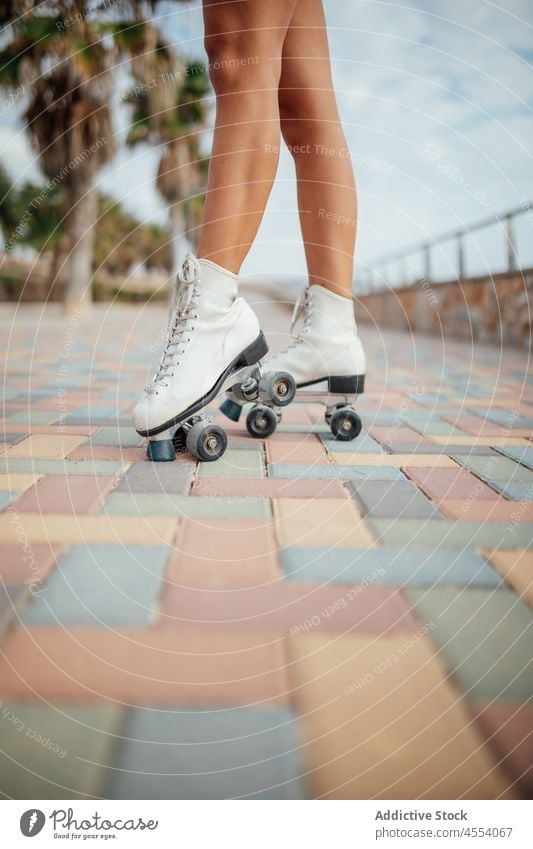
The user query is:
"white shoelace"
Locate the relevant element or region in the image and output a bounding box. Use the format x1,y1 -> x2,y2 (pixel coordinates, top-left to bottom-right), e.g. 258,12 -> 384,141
149,253 -> 201,394
287,285 -> 313,350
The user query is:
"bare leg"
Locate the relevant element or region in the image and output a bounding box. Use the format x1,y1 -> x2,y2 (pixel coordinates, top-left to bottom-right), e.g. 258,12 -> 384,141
198,0 -> 298,272
279,0 -> 356,296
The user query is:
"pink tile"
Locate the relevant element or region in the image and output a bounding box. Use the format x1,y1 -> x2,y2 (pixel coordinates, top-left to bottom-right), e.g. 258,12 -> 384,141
69,445 -> 145,462
404,467 -> 499,501
191,478 -> 348,499
15,475 -> 117,514
443,415 -> 532,438
158,582 -> 418,634
168,518 -> 281,588
471,703 -> 533,797
437,499 -> 533,522
0,628 -> 289,706
369,426 -> 430,448
266,433 -> 329,465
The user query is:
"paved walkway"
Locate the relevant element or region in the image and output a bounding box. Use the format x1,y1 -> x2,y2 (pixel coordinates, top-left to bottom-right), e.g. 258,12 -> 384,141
0,292 -> 532,800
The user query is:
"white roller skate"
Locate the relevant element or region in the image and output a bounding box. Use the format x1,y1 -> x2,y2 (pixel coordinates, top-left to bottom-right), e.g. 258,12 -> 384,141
133,254 -> 270,462
220,283 -> 365,441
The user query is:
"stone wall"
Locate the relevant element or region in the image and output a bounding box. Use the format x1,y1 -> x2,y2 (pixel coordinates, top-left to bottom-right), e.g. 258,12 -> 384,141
355,268 -> 533,348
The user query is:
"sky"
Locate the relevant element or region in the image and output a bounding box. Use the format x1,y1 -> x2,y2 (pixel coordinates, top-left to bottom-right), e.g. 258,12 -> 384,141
1,0 -> 533,289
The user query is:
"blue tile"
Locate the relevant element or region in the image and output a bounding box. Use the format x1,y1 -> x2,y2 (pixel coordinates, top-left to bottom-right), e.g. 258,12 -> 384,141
102,493 -> 270,519
108,706 -> 305,800
368,518 -> 533,548
347,480 -> 443,519
21,545 -> 170,628
68,407 -> 121,422
89,427 -> 143,447
0,584 -> 29,637
319,431 -> 384,454
471,410 -> 533,428
0,491 -> 20,511
495,445 -> 533,471
406,587 -> 533,701
451,454 -> 533,484
281,547 -> 502,587
0,433 -> 27,444
268,463 -> 405,481
8,412 -> 60,425
0,458 -> 128,476
487,482 -> 533,501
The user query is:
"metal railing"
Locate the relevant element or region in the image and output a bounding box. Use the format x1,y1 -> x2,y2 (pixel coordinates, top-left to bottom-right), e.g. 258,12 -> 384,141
359,201 -> 533,294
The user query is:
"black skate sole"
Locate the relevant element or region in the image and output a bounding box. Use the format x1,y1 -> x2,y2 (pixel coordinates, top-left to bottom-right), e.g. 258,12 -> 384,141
297,374 -> 365,394
137,331 -> 269,438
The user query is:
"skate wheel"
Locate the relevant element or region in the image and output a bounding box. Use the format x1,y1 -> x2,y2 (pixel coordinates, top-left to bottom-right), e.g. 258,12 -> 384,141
246,404 -> 278,438
146,439 -> 176,461
219,398 -> 242,422
172,426 -> 188,453
258,371 -> 296,407
329,408 -> 362,441
186,422 -> 228,461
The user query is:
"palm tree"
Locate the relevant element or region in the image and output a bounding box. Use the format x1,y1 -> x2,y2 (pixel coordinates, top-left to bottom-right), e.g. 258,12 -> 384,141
0,2 -> 120,312
123,27 -> 211,271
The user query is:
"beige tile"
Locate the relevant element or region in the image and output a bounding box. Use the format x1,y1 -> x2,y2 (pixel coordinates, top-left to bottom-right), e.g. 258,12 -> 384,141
272,498 -> 374,548
7,434 -> 87,459
330,453 -> 458,468
0,474 -> 42,492
0,514 -> 178,545
481,549 -> 533,607
288,633 -> 514,799
429,436 -> 530,446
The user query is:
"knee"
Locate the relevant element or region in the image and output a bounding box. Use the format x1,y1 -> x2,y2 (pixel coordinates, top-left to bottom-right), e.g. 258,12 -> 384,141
279,87 -> 338,150
279,90 -> 316,148
205,33 -> 281,94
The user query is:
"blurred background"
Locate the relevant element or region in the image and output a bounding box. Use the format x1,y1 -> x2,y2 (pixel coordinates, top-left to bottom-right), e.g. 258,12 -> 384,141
0,0 -> 532,344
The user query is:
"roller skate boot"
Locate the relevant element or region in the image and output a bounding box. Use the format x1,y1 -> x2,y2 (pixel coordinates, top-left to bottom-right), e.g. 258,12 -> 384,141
133,253 -> 270,461
222,283 -> 365,440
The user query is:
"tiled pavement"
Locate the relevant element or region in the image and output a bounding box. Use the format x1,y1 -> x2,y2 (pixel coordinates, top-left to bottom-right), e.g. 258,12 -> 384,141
0,292 -> 532,801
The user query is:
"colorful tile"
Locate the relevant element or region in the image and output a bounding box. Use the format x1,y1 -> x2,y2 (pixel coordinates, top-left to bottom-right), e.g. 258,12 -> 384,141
192,477 -> 348,499
109,706 -> 305,799
0,705 -> 123,799
0,628 -> 289,705
0,514 -> 178,545
273,498 -> 374,548
404,466 -> 499,500
281,547 -> 502,588
197,449 -> 265,479
15,475 -> 116,514
168,519 -> 281,587
0,543 -> 61,585
330,453 -> 458,468
406,587 -> 533,701
21,545 -> 170,628
158,582 -> 417,634
451,454 -> 533,484
347,480 -> 443,518
115,460 -> 194,494
368,518 -> 533,548
480,550 -> 533,607
102,492 -> 271,519
7,434 -> 87,459
288,634 -> 512,798
270,463 -> 405,481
